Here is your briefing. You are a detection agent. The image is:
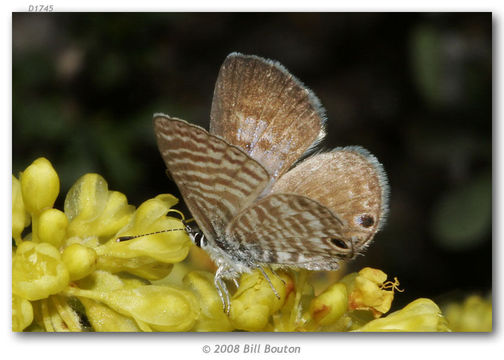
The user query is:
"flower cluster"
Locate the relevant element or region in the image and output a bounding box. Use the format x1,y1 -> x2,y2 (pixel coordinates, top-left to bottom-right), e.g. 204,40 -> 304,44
444,295 -> 492,332
12,157 -> 194,331
13,157 -> 454,332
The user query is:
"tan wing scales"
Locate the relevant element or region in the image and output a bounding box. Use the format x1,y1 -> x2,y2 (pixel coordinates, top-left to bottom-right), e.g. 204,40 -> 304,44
271,146 -> 389,251
210,52 -> 326,180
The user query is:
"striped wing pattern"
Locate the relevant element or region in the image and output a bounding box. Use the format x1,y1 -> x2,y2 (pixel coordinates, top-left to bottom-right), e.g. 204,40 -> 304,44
154,115 -> 271,242
226,193 -> 353,270
210,53 -> 326,180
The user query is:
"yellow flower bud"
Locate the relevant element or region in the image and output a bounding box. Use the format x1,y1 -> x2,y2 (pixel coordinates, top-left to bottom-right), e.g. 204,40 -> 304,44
154,194 -> 179,209
97,227 -> 189,263
62,243 -> 98,281
96,255 -> 173,280
97,196 -> 190,263
12,294 -> 33,331
12,242 -> 69,301
65,174 -> 135,239
80,298 -> 140,332
76,270 -> 146,292
20,157 -> 60,214
354,298 -> 450,332
184,271 -> 234,331
67,284 -> 199,332
65,173 -> 108,221
309,282 -> 348,326
110,285 -> 199,331
96,191 -> 136,238
12,175 -> 30,244
37,208 -> 68,247
230,269 -> 288,331
116,196 -> 182,240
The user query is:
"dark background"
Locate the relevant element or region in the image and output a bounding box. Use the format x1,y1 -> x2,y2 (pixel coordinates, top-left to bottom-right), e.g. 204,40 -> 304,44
12,13 -> 492,310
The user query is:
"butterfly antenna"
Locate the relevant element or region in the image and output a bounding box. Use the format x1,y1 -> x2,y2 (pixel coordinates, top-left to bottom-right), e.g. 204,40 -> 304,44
116,228 -> 185,242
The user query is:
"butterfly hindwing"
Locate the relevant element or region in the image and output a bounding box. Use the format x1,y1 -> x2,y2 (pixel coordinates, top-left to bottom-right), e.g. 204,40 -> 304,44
226,193 -> 353,271
271,146 -> 389,251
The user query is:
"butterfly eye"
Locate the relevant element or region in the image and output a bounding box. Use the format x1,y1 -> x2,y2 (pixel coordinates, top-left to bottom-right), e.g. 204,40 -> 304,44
357,214 -> 375,228
327,238 -> 349,250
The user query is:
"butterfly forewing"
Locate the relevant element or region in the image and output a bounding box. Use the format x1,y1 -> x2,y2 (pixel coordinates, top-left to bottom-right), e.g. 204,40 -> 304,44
226,193 -> 352,270
210,53 -> 326,180
154,115 -> 271,241
271,146 -> 389,250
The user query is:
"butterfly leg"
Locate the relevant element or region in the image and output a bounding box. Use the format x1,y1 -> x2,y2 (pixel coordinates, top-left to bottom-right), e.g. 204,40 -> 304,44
214,266 -> 232,314
268,266 -> 286,285
257,265 -> 280,299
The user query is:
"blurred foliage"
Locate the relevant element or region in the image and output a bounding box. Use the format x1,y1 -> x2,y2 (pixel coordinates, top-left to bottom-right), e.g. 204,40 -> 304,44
13,13 -> 491,310
431,172 -> 491,250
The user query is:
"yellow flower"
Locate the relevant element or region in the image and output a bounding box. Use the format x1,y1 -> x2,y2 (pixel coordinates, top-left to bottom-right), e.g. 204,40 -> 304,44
79,297 -> 141,332
64,173 -> 134,240
343,267 -> 400,317
183,271 -> 233,331
62,243 -> 98,281
354,298 -> 450,332
95,196 -> 190,264
20,157 -> 60,215
307,282 -> 348,326
229,268 -> 289,331
12,241 -> 70,301
444,295 -> 492,332
65,271 -> 199,332
37,209 -> 68,247
12,294 -> 33,332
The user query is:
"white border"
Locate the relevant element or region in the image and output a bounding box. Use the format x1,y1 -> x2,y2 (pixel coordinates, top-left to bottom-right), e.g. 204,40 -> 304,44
2,2 -> 502,360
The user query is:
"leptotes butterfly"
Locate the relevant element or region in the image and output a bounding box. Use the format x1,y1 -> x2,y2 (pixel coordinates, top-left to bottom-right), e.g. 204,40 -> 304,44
154,53 -> 389,310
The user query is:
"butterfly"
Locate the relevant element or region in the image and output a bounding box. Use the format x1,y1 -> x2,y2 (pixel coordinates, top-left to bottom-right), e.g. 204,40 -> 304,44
154,52 -> 389,311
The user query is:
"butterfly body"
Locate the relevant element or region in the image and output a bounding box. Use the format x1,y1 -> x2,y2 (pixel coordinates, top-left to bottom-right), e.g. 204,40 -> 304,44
154,53 -> 389,311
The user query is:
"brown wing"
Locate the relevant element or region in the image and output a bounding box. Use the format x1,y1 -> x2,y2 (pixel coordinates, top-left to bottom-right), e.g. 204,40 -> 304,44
226,193 -> 352,270
154,114 -> 271,242
270,146 -> 389,251
210,52 -> 326,180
